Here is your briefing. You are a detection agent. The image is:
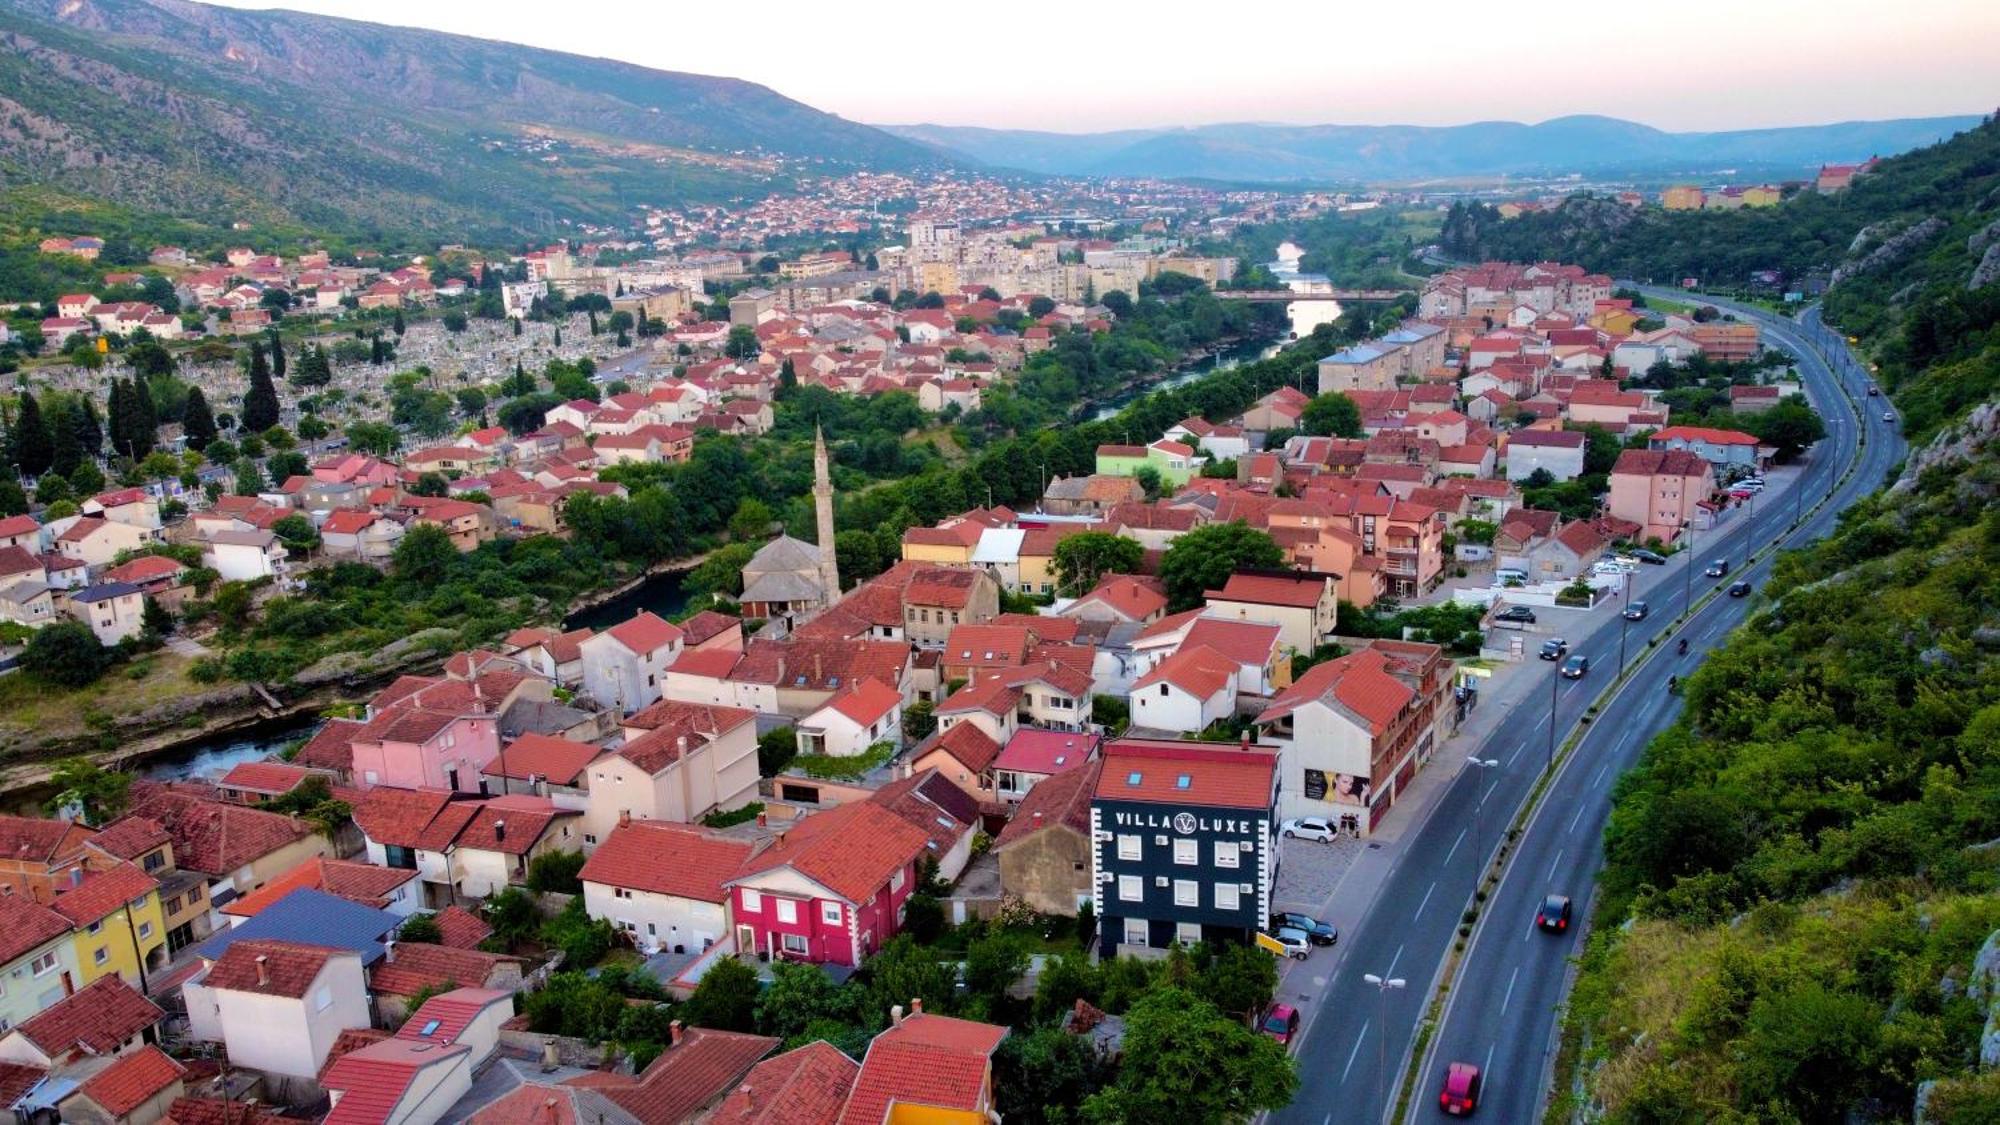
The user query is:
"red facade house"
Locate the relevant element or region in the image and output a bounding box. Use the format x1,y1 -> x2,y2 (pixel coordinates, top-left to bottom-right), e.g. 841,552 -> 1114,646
722,802 -> 929,967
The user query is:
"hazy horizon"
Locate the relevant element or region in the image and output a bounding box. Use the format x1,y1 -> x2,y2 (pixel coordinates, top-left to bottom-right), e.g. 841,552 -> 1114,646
200,0 -> 1999,135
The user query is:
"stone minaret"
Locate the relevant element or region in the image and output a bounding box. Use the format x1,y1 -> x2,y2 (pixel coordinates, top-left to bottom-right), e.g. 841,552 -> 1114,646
813,424 -> 841,604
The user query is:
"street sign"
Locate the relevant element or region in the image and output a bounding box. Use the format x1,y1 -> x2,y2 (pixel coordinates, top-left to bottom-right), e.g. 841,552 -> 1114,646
1255,931 -> 1287,957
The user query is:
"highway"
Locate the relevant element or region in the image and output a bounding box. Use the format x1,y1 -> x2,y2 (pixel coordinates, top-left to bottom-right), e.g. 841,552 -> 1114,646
1271,297 -> 1903,1125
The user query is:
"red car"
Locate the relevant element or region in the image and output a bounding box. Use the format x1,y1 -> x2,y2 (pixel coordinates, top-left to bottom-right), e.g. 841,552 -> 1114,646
1439,1061 -> 1483,1115
1260,1002 -> 1300,1046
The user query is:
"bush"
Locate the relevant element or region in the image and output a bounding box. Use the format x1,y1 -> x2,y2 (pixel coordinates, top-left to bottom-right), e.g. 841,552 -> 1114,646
397,914 -> 443,944
539,897 -> 617,967
22,621 -> 111,687
527,850 -> 586,895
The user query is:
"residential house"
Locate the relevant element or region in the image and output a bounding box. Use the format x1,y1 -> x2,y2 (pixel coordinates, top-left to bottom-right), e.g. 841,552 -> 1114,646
59,1043 -> 185,1125
102,555 -> 193,612
723,800 -> 930,967
706,1040 -> 857,1125
0,895 -> 80,1033
580,701 -> 759,848
556,1027 -> 777,1125
77,818 -> 211,957
68,582 -> 147,645
0,975 -> 161,1070
181,939 -> 371,1082
321,988 -> 510,1125
993,730 -> 1101,806
0,815 -> 95,903
499,626 -> 593,687
448,797 -> 582,899
795,679 -> 903,759
1039,474 -> 1142,517
1201,571 -> 1339,655
995,760 -> 1103,914
202,530 -> 288,583
320,511 -> 405,561
579,612 -> 684,715
579,821 -> 754,955
1608,449 -> 1717,545
51,862 -> 167,988
1059,574 -> 1168,625
909,720 -> 1005,806
1648,425 -> 1767,469
1504,429 -> 1587,482
120,785 -> 333,918
54,517 -> 160,570
833,1010 -> 1006,1125
901,566 -> 999,647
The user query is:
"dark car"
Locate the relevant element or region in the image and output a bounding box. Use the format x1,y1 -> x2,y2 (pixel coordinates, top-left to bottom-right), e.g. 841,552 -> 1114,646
1867,385 -> 1880,396
1493,605 -> 1536,624
1269,912 -> 1338,946
1537,637 -> 1567,660
1623,601 -> 1649,621
1704,558 -> 1730,578
1560,654 -> 1590,679
1439,1062 -> 1483,1116
1629,549 -> 1667,565
1537,893 -> 1573,933
1728,580 -> 1753,597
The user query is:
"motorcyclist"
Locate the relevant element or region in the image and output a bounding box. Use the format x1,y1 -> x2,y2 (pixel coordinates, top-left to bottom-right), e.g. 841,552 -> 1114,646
1678,637 -> 1689,656
1668,675 -> 1679,693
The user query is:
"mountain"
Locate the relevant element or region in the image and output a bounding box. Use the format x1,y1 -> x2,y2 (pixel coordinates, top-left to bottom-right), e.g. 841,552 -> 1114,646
881,114 -> 1987,182
0,0 -> 945,241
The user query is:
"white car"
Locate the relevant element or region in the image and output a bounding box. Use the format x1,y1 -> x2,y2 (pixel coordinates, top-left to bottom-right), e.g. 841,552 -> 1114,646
1280,817 -> 1338,843
1270,927 -> 1313,960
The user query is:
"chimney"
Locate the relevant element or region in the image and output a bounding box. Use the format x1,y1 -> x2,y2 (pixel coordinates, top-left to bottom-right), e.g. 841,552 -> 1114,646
1241,731 -> 1251,750
890,1004 -> 904,1026
1033,812 -> 1043,825
910,997 -> 923,1016
254,955 -> 269,986
384,940 -> 396,963
618,810 -> 631,828
814,652 -> 824,683
777,656 -> 787,684
755,812 -> 768,828
494,819 -> 506,842
543,1098 -> 559,1125
676,736 -> 688,758
668,1020 -> 684,1048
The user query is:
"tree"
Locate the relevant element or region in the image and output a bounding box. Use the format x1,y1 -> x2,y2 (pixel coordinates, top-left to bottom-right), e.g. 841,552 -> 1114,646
997,1026 -> 1115,1125
395,914 -> 443,944
1193,942 -> 1279,1021
47,399 -> 81,478
393,523 -> 458,586
481,887 -> 539,949
728,498 -> 774,542
685,542 -> 754,599
267,329 -> 287,379
1157,521 -> 1286,611
1299,392 -> 1363,438
1033,953 -> 1102,1024
863,936 -> 961,1020
345,421 -> 400,456
1052,531 -> 1144,596
497,392 -> 563,436
725,324 -> 761,359
1742,397 -> 1826,463
271,514 -> 319,553
455,387 -> 487,417
141,594 -> 173,638
43,756 -> 131,825
232,456 -> 265,496
296,415 -> 329,442
682,956 -> 760,1032
11,392 -> 53,477
1028,296 -> 1057,318
964,930 -> 1030,1012
526,850 -> 586,894
756,725 -> 798,777
292,344 -> 332,387
392,308 -> 406,336
182,386 -> 217,450
755,961 -> 857,1042
242,343 -> 280,432
442,310 -> 469,333
1082,987 -> 1297,1123
23,623 -> 111,689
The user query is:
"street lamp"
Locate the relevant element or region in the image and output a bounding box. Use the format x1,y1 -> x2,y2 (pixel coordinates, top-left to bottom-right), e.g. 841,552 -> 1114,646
1617,568 -> 1632,672
1547,666 -> 1559,772
1468,758 -> 1500,883
1363,973 -> 1407,1114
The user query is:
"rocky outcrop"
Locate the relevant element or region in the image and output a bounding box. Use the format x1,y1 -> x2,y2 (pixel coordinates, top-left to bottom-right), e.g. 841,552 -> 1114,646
1970,241 -> 2000,291
1832,216 -> 1947,289
1972,929 -> 2000,1071
1890,399 -> 2000,495
1970,218 -> 2000,259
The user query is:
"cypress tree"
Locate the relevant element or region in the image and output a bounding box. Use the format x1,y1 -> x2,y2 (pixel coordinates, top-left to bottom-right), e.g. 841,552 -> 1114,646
393,308 -> 406,336
13,393 -> 53,477
268,328 -> 287,379
106,380 -> 129,461
553,325 -> 562,347
183,386 -> 217,451
243,343 -> 280,433
78,397 -> 103,458
131,378 -> 158,458
48,399 -> 81,478
370,336 -> 386,365
588,310 -> 600,335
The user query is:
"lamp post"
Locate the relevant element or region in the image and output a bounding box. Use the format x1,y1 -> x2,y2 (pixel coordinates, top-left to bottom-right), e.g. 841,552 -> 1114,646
1682,518 -> 1696,615
1617,568 -> 1632,672
1363,973 -> 1407,1114
1547,666 -> 1559,773
1468,757 -> 1500,884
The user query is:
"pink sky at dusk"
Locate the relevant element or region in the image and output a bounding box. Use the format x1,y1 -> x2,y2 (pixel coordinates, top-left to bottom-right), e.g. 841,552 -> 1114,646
206,0 -> 1998,133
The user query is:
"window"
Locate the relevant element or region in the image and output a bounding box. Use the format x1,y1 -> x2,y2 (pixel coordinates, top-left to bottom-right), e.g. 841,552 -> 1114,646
1159,684 -> 1169,696
86,921 -> 102,936
137,922 -> 153,940
1176,922 -> 1203,947
1173,880 -> 1198,907
1215,841 -> 1240,868
1117,875 -> 1143,902
741,889 -> 763,912
1175,774 -> 1192,790
775,899 -> 798,925
93,947 -> 108,966
890,868 -> 906,892
141,850 -> 165,873
821,902 -> 842,925
364,770 -> 380,785
1214,883 -> 1241,911
614,888 -> 631,899
781,933 -> 809,954
584,834 -> 597,845
314,987 -> 333,1013
31,953 -> 57,975
1116,834 -> 1141,861
1123,918 -> 1149,946
1172,838 -> 1198,866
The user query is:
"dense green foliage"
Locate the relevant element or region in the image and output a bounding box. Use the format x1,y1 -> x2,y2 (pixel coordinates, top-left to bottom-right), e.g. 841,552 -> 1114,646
1156,522 -> 1285,611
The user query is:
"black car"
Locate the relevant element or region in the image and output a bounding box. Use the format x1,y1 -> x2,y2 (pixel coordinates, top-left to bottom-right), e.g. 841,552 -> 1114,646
1269,912 -> 1338,946
1537,894 -> 1573,933
1538,638 -> 1568,660
1622,601 -> 1649,621
1629,549 -> 1667,565
1728,580 -> 1753,597
1704,558 -> 1730,578
1493,605 -> 1537,624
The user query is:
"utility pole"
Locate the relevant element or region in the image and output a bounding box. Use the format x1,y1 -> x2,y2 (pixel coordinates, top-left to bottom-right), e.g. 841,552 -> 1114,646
1617,568 -> 1631,674
1682,519 -> 1696,615
1363,973 -> 1407,1115
1547,669 -> 1559,773
1468,758 -> 1499,884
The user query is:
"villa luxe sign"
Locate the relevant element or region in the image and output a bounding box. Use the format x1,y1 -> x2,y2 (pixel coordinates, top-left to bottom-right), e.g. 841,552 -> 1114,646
1110,809 -> 1255,836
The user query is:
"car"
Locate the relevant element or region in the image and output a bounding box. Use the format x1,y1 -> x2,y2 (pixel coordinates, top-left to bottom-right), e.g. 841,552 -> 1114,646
1538,893 -> 1573,933
1704,558 -> 1731,578
1623,601 -> 1649,621
1867,385 -> 1880,396
1260,1003 -> 1301,1046
1729,489 -> 1757,501
1883,411 -> 1896,423
1268,927 -> 1312,960
1538,637 -> 1568,660
1493,568 -> 1528,585
1629,548 -> 1667,565
1269,912 -> 1338,946
1493,605 -> 1537,624
1561,654 -> 1590,679
1728,580 -> 1753,597
1279,817 -> 1337,843
1439,1062 -> 1483,1116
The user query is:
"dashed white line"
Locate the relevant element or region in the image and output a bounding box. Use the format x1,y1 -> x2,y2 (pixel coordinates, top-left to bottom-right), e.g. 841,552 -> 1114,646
1548,849 -> 1566,880
1567,800 -> 1590,835
1501,966 -> 1521,1014
1386,943 -> 1405,979
1340,1021 -> 1370,1083
1413,881 -> 1436,921
1483,1043 -> 1496,1079
1442,828 -> 1467,865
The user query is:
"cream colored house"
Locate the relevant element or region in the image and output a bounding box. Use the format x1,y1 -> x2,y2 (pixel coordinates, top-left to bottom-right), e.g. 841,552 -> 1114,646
182,939 -> 370,1080
580,702 -> 759,846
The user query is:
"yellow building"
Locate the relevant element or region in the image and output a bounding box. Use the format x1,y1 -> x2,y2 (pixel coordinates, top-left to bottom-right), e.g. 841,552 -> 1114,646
52,862 -> 167,989
916,261 -> 959,296
1660,185 -> 1705,211
1590,308 -> 1643,335
1741,185 -> 1782,207
900,521 -> 983,566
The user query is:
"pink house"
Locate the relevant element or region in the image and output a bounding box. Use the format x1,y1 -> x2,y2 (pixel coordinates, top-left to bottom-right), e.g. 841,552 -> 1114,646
723,801 -> 930,967
345,675 -> 527,792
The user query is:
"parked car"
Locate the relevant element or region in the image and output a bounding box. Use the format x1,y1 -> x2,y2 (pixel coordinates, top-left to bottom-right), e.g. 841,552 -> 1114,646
1270,912 -> 1338,946
1261,1003 -> 1301,1046
1561,654 -> 1590,679
1629,548 -> 1667,565
1440,1062 -> 1484,1116
1494,568 -> 1528,585
1538,637 -> 1568,660
1728,580 -> 1753,597
1704,558 -> 1730,578
1269,927 -> 1312,960
1280,817 -> 1337,843
1493,605 -> 1537,624
1623,601 -> 1649,621
1884,411 -> 1896,423
1537,893 -> 1573,933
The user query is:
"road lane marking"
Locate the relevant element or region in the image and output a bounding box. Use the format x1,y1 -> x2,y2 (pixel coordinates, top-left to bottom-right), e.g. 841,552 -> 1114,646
1442,828 -> 1467,865
1483,1043 -> 1496,1079
1340,1020 -> 1370,1083
1501,966 -> 1520,1014
1386,943 -> 1405,979
1548,848 -> 1565,880
1413,881 -> 1436,921
1567,800 -> 1590,834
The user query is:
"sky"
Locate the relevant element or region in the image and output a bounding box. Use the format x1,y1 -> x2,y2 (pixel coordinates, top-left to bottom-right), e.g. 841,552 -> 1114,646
203,0 -> 1999,133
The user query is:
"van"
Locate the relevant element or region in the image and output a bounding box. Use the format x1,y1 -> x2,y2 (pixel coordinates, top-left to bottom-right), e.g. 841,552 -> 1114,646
1494,568 -> 1528,585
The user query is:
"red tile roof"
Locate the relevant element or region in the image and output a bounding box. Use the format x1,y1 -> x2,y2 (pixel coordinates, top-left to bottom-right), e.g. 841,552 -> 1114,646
579,821 -> 754,904
1072,574 -> 1168,621
104,555 -> 185,584
217,761 -> 315,795
1652,424 -> 1759,446
0,815 -> 91,864
923,721 -> 1003,774
619,701 -> 756,774
1208,571 -> 1330,609
222,857 -> 418,918
430,904 -> 494,949
827,678 -> 903,727
1094,739 -> 1278,809
77,1045 -> 185,1116
454,799 -> 573,856
482,734 -> 602,784
727,801 -> 930,905
0,893 -> 75,965
996,759 -> 1103,848
351,787 -> 463,850
295,718 -> 366,772
369,941 -> 512,998
1133,644 -> 1238,699
14,975 -> 163,1058
392,987 -> 510,1045
836,1013 -> 1005,1125
710,1040 -> 858,1125
204,939 -> 340,998
322,1037 -> 471,1125
994,730 -> 1100,778
123,785 -> 312,876
1259,648 -> 1415,735
162,1098 -> 287,1125
49,861 -> 157,927
1181,617 -> 1282,668
0,1063 -> 47,1111
605,611 -> 683,655
565,1028 -> 778,1124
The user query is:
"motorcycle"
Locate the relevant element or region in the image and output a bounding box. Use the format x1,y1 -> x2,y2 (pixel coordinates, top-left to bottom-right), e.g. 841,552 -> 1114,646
1677,638 -> 1689,656
1667,675 -> 1680,694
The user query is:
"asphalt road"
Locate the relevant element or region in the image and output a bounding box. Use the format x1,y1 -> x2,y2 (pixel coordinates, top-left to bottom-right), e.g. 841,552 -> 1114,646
1271,298 -> 1903,1125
